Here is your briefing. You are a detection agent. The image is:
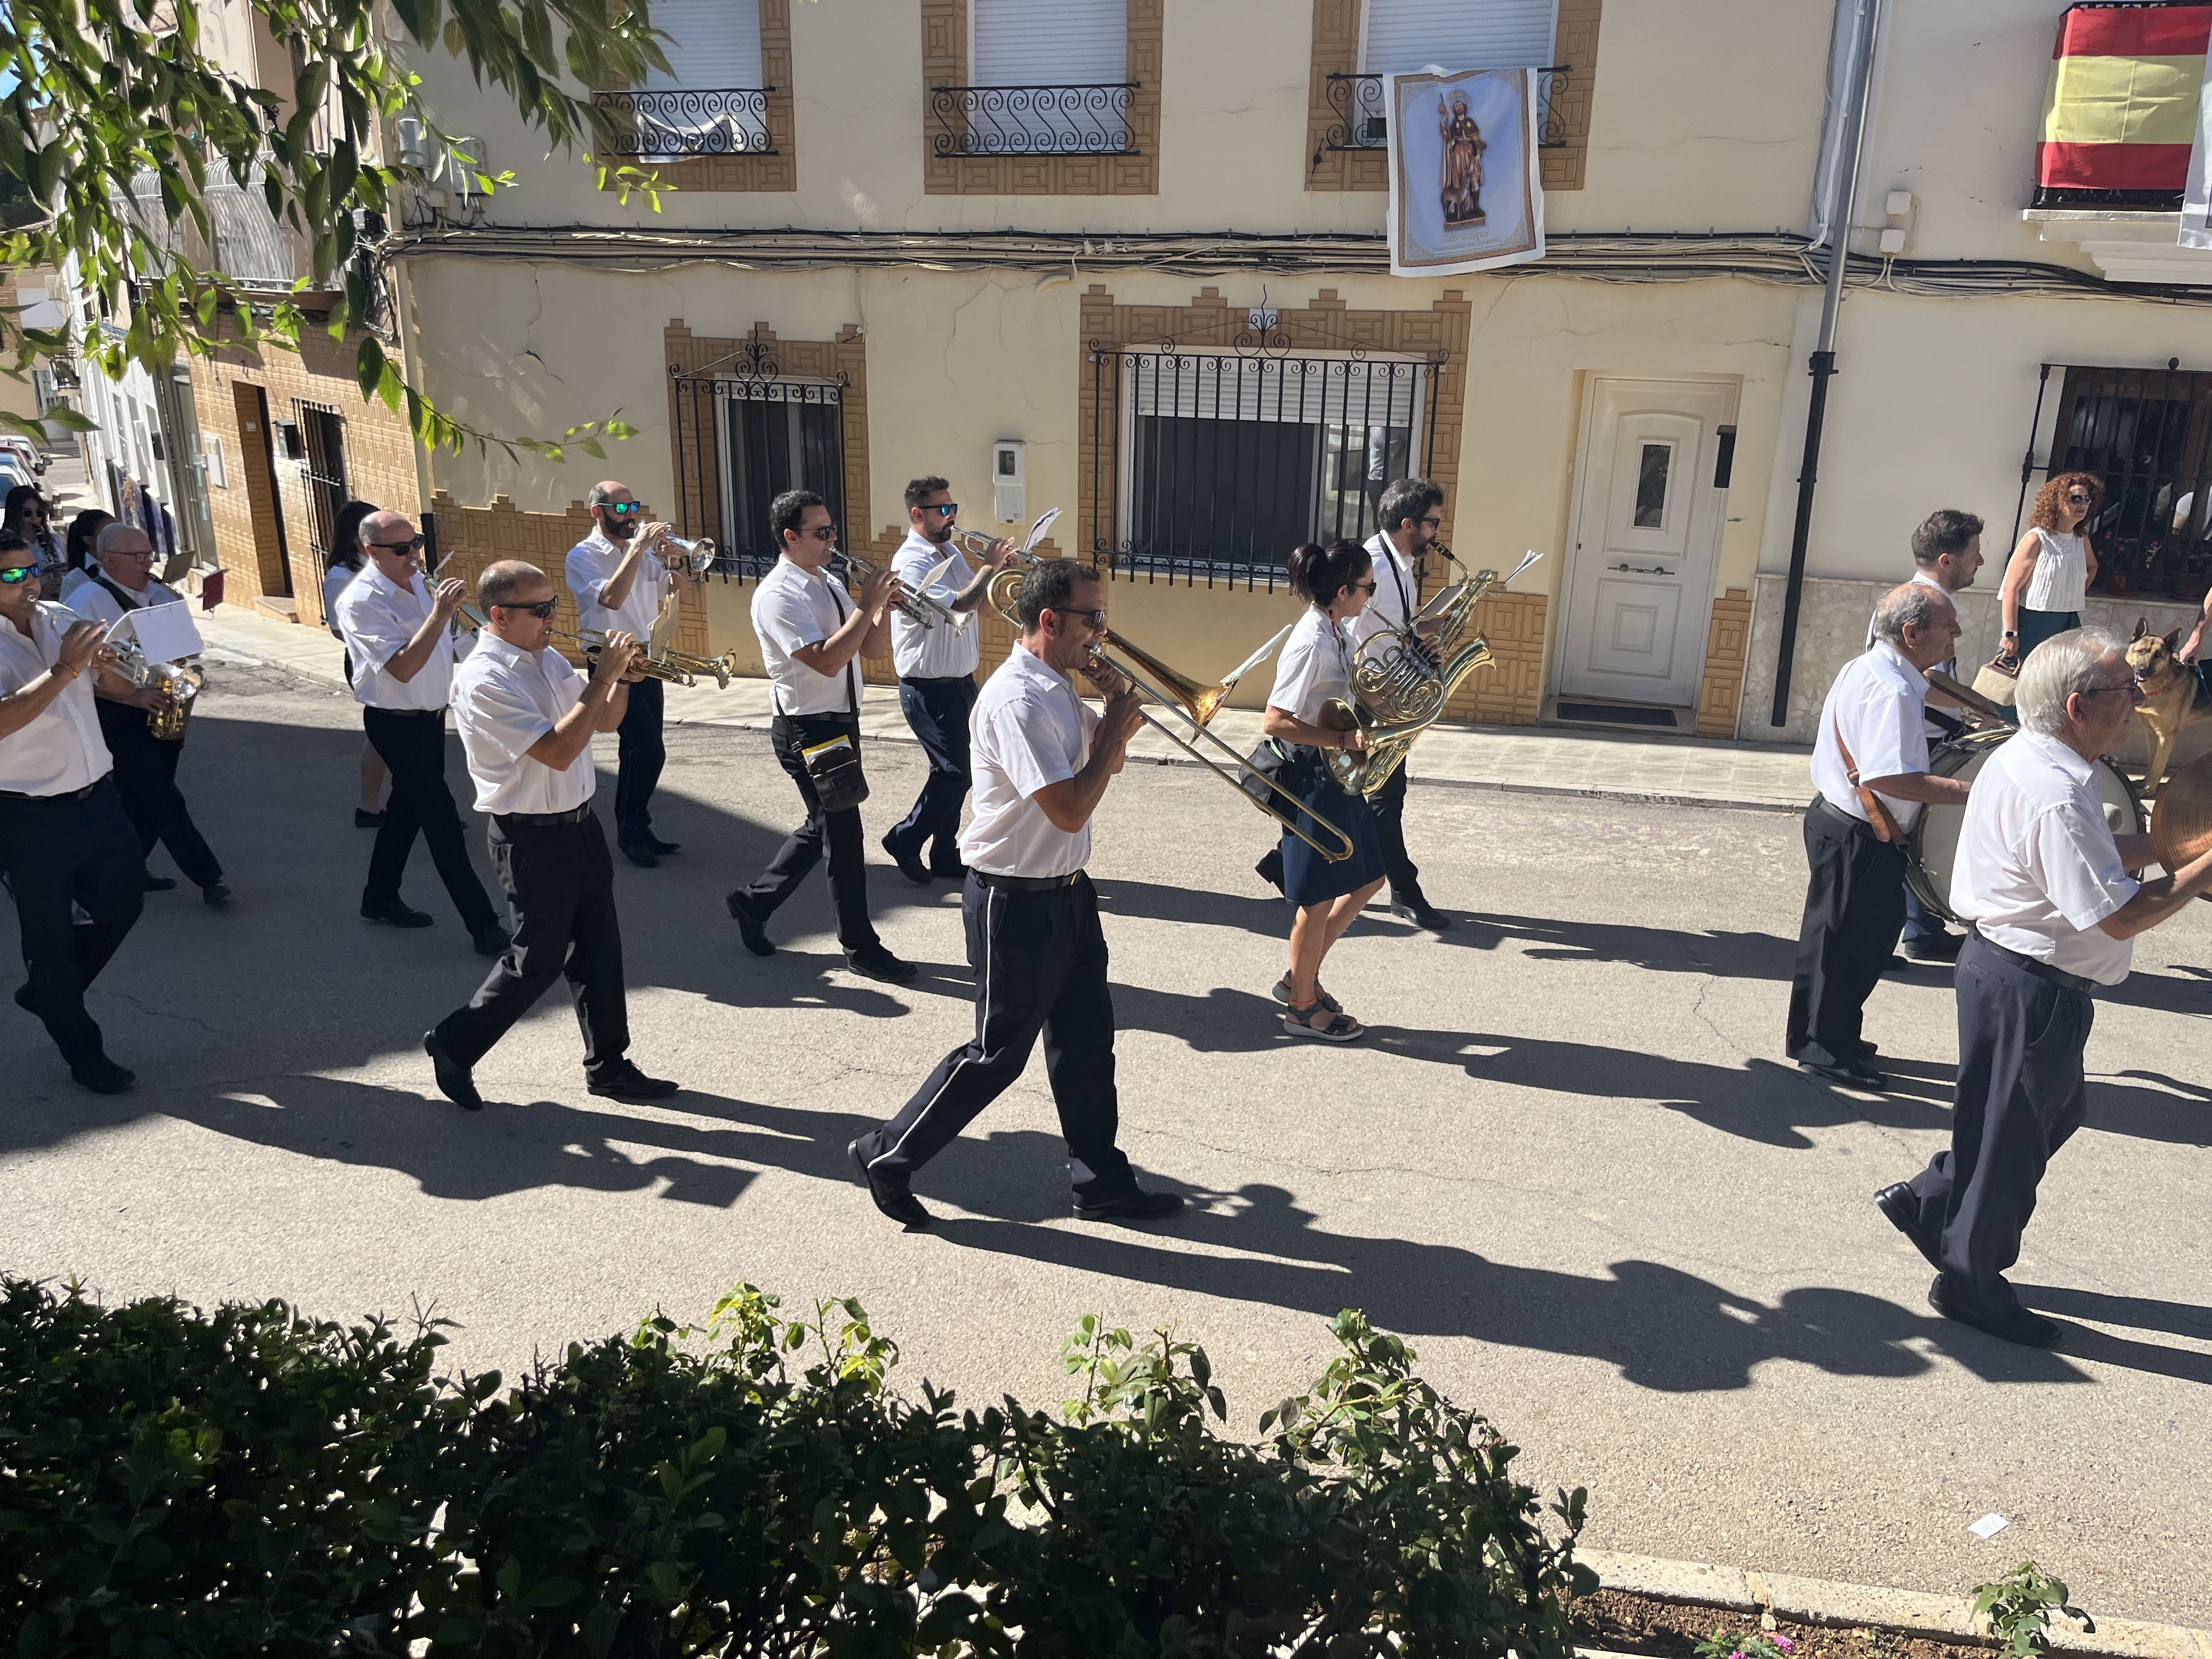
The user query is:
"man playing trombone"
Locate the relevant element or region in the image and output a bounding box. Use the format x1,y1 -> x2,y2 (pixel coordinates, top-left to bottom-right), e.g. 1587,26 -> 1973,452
880,476 -> 1018,885
849,560 -> 1182,1228
565,480 -> 695,869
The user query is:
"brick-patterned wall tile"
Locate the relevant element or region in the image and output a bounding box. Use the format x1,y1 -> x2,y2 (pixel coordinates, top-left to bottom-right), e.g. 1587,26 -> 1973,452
1696,586 -> 1753,738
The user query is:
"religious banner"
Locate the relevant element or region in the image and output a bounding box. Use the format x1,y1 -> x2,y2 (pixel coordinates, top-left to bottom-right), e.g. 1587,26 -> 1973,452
1385,65 -> 1545,278
2186,30 -> 2212,250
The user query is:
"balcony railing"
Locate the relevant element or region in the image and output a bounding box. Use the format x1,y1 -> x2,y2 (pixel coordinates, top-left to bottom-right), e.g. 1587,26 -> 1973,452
1319,67 -> 1568,159
930,83 -> 1140,157
593,88 -> 776,157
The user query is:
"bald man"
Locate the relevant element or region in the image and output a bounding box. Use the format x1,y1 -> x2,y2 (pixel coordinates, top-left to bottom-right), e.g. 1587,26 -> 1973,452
565,479 -> 693,867
332,509 -> 508,957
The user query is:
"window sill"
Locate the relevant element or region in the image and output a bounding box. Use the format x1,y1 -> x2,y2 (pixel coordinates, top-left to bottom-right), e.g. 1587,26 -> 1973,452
2023,208 -> 2212,286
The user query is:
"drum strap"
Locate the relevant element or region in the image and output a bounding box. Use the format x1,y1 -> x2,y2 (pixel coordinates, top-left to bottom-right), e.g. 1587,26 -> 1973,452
1833,720 -> 1908,845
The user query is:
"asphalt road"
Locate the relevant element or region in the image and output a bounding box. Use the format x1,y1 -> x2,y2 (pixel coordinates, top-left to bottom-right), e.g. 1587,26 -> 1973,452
5,658 -> 2209,1626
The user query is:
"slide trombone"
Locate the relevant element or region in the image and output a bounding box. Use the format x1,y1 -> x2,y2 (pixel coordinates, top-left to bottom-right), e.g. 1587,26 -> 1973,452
986,563 -> 1353,863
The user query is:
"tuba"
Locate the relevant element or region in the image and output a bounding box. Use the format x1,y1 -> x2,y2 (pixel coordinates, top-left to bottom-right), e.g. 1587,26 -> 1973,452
1325,546 -> 1540,797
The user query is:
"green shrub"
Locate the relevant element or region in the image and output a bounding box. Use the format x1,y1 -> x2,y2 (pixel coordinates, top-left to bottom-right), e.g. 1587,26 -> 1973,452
0,1277 -> 1592,1657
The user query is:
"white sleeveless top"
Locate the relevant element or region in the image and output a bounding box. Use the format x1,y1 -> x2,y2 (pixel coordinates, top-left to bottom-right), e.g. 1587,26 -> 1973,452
2022,527 -> 2087,612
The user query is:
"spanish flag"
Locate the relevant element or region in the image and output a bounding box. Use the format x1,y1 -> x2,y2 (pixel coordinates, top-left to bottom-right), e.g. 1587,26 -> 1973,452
2038,3 -> 2211,193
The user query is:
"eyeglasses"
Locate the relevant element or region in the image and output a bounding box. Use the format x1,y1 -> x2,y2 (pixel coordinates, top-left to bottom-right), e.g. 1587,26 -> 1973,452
1350,579 -> 1378,593
2083,680 -> 2143,700
370,535 -> 426,554
2067,493 -> 2092,504
921,503 -> 958,516
800,525 -> 839,541
1054,607 -> 1108,628
495,598 -> 560,619
603,501 -> 643,516
0,565 -> 36,585
1418,516 -> 1443,529
103,545 -> 155,559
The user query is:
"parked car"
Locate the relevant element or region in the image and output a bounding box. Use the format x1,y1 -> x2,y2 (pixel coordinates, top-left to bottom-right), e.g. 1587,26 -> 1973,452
0,436 -> 47,475
0,455 -> 31,495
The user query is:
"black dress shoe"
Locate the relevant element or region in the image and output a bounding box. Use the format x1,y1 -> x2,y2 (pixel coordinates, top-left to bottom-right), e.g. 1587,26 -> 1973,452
646,834 -> 682,855
849,1138 -> 932,1228
1902,932 -> 1963,963
142,874 -> 177,893
201,882 -> 232,909
1389,899 -> 1454,932
423,1030 -> 482,1111
1075,1186 -> 1186,1222
845,945 -> 918,984
881,833 -> 933,886
354,808 -> 383,829
619,840 -> 660,868
587,1061 -> 680,1102
1875,1182 -> 1944,1271
1798,1057 -> 1889,1090
1255,848 -> 1285,893
1927,1275 -> 2062,1348
70,1054 -> 136,1094
471,922 -> 511,958
725,891 -> 775,956
363,898 -> 434,928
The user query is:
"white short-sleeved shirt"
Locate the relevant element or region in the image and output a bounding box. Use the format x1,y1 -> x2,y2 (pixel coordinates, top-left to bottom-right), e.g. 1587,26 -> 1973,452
1950,730 -> 2138,984
450,633 -> 596,815
67,573 -> 185,631
565,527 -> 673,643
321,563 -> 358,637
889,528 -> 979,680
751,556 -> 860,718
2023,528 -> 2089,613
961,644 -> 1099,878
0,601 -> 112,795
1349,531 -> 1421,652
335,563 -> 462,712
57,565 -> 98,607
1810,642 -> 1933,833
1266,606 -> 1355,725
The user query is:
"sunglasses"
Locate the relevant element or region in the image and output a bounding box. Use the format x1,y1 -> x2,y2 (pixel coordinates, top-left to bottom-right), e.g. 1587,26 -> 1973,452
495,598 -> 560,619
2067,493 -> 2092,504
800,525 -> 839,541
1350,579 -> 1378,593
371,535 -> 427,554
603,501 -> 644,516
921,502 -> 958,516
0,565 -> 36,585
1054,607 -> 1108,628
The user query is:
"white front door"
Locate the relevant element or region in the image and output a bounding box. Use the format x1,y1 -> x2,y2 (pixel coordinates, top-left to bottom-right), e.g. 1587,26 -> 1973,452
1559,376 -> 1737,706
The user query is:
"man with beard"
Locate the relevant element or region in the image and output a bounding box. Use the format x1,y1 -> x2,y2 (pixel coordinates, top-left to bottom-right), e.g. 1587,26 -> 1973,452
566,480 -> 695,867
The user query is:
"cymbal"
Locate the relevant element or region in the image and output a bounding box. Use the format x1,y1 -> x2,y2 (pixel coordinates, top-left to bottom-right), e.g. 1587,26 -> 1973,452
2151,751 -> 2212,871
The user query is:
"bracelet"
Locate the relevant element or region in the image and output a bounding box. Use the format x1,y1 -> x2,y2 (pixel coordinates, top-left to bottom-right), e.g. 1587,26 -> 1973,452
52,663 -> 78,681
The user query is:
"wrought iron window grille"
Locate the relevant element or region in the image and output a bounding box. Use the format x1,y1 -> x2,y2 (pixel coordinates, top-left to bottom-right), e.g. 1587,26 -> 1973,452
1316,67 -> 1567,170
1088,337 -> 1447,592
593,88 -> 776,157
931,83 -> 1140,157
670,343 -> 850,579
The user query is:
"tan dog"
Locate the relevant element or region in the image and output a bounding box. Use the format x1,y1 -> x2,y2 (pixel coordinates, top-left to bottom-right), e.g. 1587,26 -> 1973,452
2126,616 -> 2212,795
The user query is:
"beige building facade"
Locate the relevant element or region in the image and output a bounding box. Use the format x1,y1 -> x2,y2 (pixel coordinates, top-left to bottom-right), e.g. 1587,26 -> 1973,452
156,0 -> 2212,738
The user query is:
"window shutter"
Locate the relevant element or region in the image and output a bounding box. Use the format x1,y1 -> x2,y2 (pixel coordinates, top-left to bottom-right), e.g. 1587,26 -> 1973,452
1359,0 -> 1559,75
970,0 -> 1127,84
641,0 -> 766,90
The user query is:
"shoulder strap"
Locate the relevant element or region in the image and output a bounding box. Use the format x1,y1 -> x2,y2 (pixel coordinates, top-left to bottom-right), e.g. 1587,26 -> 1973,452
823,573 -> 857,716
1832,716 -> 1905,844
92,572 -> 139,612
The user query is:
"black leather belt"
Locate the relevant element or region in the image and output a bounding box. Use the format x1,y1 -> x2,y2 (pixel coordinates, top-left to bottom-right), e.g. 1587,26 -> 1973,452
366,706 -> 443,719
496,803 -> 595,827
1968,929 -> 2096,994
972,870 -> 1084,892
0,778 -> 100,801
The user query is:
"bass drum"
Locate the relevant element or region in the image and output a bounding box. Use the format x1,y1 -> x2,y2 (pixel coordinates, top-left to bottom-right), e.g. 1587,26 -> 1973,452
1906,728 -> 2144,923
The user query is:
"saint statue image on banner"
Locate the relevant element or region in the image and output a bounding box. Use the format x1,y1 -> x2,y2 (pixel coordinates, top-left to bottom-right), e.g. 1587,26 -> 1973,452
1438,91 -> 1487,227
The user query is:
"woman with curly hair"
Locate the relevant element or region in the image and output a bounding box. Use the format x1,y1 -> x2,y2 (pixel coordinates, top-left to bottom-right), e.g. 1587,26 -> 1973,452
1997,472 -> 2102,668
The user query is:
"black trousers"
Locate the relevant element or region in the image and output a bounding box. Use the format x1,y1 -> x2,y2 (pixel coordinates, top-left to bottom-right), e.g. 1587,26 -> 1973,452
855,873 -> 1135,1201
0,780 -> 145,1065
888,675 -> 977,866
362,707 -> 500,932
433,811 -> 629,1076
97,699 -> 222,889
1369,759 -> 1424,901
736,712 -> 879,952
1786,796 -> 1906,1067
612,675 -> 665,844
1902,934 -> 2092,1310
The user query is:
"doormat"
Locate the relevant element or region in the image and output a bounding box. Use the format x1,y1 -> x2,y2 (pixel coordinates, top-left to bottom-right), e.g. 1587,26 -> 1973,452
1557,702 -> 1678,728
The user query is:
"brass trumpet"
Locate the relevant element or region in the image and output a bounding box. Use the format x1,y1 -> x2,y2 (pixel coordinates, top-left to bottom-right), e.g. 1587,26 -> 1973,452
837,551 -> 966,632
986,564 -> 1353,863
649,532 -> 717,579
457,602 -> 736,687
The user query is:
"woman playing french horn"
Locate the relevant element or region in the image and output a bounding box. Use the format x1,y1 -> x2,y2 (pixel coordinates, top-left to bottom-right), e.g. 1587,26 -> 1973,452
1262,539 -> 1387,1042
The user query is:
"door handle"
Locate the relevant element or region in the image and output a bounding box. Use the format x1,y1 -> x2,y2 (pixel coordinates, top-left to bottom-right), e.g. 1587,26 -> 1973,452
1611,562 -> 1674,575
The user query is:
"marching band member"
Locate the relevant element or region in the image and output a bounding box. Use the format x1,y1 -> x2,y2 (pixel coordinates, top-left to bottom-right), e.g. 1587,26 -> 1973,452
68,523 -> 229,907
0,529 -> 144,1093
424,561 -> 679,1110
334,510 -> 510,957
322,500 -> 388,830
849,560 -> 1182,1228
1262,539 -> 1387,1041
565,480 -> 692,868
726,489 -> 915,983
879,476 -> 1015,885
1788,583 -> 1970,1090
1878,630 -> 2212,1346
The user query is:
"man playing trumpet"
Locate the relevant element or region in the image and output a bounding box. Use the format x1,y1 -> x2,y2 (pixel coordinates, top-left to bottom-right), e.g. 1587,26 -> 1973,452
566,480 -> 696,868
880,476 -> 1019,885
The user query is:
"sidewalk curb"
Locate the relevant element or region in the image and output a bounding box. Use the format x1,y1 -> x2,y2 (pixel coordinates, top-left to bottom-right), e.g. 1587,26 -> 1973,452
1581,1548 -> 2212,1659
